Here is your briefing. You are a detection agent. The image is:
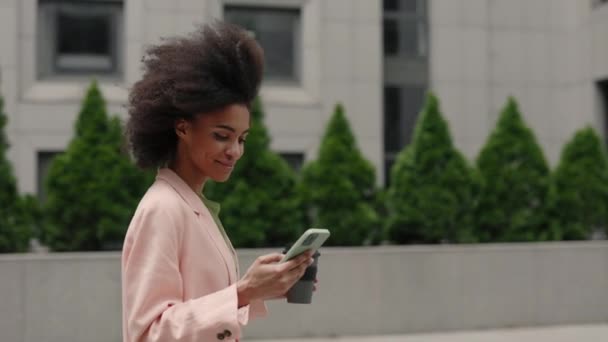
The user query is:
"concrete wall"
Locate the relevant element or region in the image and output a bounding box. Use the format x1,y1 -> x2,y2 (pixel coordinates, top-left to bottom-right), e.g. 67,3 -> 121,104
1,242 -> 607,341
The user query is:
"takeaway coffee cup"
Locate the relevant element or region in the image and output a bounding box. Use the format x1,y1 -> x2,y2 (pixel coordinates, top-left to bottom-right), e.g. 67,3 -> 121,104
282,248 -> 320,304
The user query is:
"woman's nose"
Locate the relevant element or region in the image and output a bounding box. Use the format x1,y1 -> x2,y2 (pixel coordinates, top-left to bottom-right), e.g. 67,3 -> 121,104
225,141 -> 241,159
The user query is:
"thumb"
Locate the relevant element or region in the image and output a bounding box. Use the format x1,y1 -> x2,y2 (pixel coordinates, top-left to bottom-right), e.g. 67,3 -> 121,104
257,253 -> 284,264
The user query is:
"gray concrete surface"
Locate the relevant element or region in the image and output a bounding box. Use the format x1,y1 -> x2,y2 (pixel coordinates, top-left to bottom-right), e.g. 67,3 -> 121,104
251,324 -> 608,342
1,242 -> 608,341
241,242 -> 608,339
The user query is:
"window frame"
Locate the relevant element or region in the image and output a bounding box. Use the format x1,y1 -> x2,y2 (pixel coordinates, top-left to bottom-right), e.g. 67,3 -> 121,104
37,150 -> 64,203
383,84 -> 427,186
220,0 -> 320,106
383,0 -> 428,58
37,0 -> 124,80
223,4 -> 302,86
279,152 -> 305,173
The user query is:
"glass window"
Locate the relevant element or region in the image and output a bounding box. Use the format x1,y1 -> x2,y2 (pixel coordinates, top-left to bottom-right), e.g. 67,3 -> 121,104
401,85 -> 426,145
383,19 -> 399,56
37,151 -> 63,202
400,19 -> 420,56
56,11 -> 112,70
279,152 -> 304,173
596,80 -> 608,147
383,85 -> 426,185
224,6 -> 301,83
384,86 -> 402,152
383,0 -> 427,57
384,156 -> 397,187
384,0 -> 420,13
38,0 -> 123,78
384,0 -> 400,11
401,0 -> 418,13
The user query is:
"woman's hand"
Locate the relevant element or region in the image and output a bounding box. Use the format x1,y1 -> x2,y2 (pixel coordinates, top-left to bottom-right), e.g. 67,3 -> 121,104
237,251 -> 313,307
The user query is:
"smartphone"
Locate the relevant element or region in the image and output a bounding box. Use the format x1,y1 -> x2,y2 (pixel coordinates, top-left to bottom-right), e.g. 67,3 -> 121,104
280,228 -> 330,263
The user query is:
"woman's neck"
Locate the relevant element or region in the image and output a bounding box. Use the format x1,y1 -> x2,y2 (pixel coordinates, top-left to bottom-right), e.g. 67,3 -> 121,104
168,159 -> 208,194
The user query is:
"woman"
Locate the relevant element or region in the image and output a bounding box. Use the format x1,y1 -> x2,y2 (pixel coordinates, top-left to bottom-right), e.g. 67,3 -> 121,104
121,21 -> 314,342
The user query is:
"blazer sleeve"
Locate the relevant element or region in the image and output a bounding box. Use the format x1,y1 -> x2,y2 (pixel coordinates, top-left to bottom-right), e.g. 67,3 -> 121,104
122,203 -> 257,342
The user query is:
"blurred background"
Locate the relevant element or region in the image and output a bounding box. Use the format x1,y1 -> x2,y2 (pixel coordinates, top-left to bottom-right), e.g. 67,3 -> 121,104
1,0 -> 608,341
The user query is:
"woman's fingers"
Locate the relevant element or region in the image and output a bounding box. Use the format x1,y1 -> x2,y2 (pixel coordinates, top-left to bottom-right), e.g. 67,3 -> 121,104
245,251 -> 317,301
257,253 -> 284,264
252,250 -> 315,296
290,259 -> 310,282
277,254 -> 312,290
277,251 -> 313,273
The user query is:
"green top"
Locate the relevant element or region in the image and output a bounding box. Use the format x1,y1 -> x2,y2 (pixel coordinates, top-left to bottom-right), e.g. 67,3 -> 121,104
199,193 -> 239,274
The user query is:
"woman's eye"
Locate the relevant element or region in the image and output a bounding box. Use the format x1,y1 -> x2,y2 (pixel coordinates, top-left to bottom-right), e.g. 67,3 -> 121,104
239,138 -> 247,144
213,133 -> 229,141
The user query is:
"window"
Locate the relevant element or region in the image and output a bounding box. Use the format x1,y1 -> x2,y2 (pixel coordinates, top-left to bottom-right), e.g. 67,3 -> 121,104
279,152 -> 304,173
383,0 -> 429,185
400,20 -> 423,56
37,151 -> 63,202
400,0 -> 419,13
384,86 -> 402,152
597,80 -> 608,147
384,0 -> 418,13
384,158 -> 397,187
224,6 -> 301,83
401,85 -> 426,143
383,85 -> 426,185
383,19 -> 399,55
384,0 -> 400,11
383,19 -> 425,57
37,0 -> 123,79
383,0 -> 427,57
384,85 -> 425,153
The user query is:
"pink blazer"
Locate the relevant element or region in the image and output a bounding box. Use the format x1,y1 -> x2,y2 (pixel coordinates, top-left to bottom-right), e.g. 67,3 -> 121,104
121,168 -> 267,342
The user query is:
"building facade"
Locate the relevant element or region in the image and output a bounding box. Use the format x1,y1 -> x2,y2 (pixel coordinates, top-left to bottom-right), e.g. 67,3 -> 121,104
0,0 -> 383,196
429,0 -> 608,169
2,0 -> 608,196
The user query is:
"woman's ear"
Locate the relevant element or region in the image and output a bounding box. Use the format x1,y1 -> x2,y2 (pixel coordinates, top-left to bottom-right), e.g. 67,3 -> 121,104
175,119 -> 189,140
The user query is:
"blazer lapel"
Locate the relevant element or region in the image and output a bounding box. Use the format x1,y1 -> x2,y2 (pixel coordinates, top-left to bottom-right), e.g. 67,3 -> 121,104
156,168 -> 236,284
199,212 -> 236,284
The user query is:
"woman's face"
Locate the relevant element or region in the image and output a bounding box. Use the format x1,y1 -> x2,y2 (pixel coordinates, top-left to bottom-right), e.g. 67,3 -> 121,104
176,104 -> 250,182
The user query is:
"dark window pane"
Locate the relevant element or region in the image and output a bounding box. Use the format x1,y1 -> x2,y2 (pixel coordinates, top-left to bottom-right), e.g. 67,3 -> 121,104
279,153 -> 304,173
384,0 -> 399,11
38,1 -> 122,77
224,6 -> 300,81
57,12 -> 110,55
384,156 -> 397,187
383,85 -> 426,185
401,0 -> 418,13
384,0 -> 418,13
37,151 -> 63,203
401,85 -> 426,145
383,19 -> 398,55
384,86 -> 401,152
597,80 -> 608,146
384,85 -> 426,153
400,19 -> 419,55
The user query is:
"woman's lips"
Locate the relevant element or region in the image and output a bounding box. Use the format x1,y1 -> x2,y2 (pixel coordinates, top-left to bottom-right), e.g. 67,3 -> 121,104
216,160 -> 235,169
